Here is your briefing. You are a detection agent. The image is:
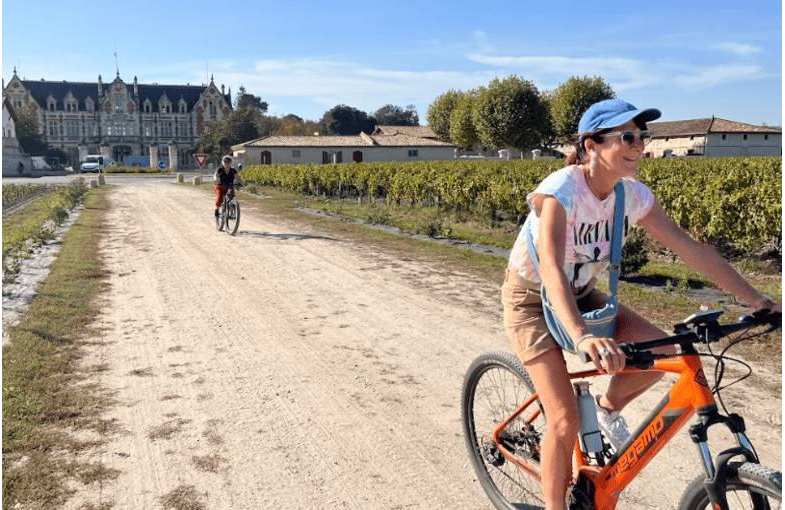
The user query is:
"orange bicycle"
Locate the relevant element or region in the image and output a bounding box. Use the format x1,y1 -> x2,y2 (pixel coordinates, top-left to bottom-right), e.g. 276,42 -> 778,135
462,309 -> 781,509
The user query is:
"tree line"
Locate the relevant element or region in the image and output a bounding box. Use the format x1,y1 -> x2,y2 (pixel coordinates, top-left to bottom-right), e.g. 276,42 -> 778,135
427,75 -> 615,152
199,87 -> 420,159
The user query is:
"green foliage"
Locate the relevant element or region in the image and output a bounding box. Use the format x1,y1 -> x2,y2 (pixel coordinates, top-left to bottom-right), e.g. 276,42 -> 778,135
449,93 -> 478,150
373,104 -> 419,126
13,104 -> 47,155
621,226 -> 650,276
3,180 -> 88,264
426,90 -> 464,142
234,86 -> 268,113
102,166 -> 162,174
549,76 -> 615,141
241,157 -> 781,258
2,184 -> 49,207
472,76 -> 550,151
320,104 -> 374,135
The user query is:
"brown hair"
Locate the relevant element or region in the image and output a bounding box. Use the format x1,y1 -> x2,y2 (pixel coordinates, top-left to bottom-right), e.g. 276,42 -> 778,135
564,128 -> 616,165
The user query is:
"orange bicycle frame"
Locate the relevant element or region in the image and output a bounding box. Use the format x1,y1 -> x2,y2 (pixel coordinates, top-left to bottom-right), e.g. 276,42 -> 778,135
492,353 -> 734,509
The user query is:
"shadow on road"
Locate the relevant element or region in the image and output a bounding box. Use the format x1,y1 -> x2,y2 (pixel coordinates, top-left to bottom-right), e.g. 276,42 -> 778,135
236,231 -> 340,242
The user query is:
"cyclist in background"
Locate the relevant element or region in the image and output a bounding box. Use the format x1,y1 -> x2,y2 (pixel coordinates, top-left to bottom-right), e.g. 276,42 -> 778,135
214,155 -> 240,218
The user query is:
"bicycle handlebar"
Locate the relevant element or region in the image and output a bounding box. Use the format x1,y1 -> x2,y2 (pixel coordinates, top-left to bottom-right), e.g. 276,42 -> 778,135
619,309 -> 781,368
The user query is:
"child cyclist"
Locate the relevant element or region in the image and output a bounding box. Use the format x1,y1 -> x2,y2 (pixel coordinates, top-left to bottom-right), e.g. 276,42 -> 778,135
502,99 -> 780,509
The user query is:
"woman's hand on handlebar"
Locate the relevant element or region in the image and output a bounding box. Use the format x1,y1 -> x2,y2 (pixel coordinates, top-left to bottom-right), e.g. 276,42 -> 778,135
578,336 -> 626,374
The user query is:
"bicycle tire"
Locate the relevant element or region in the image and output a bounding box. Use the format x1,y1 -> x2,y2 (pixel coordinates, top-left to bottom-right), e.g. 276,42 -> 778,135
225,200 -> 240,235
461,351 -> 546,509
678,462 -> 781,509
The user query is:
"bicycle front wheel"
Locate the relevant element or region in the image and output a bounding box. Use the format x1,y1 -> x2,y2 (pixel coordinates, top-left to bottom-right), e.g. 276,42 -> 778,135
225,200 -> 240,235
679,462 -> 781,509
461,351 -> 546,510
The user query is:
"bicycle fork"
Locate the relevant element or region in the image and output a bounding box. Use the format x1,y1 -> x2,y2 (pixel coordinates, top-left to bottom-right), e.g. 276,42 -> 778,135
689,405 -> 761,510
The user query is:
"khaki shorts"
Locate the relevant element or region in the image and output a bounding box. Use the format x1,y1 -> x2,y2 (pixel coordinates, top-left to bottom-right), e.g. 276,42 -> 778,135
501,268 -> 605,364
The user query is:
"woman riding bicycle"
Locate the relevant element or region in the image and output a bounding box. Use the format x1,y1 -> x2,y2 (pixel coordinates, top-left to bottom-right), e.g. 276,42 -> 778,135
214,155 -> 241,218
502,98 -> 779,510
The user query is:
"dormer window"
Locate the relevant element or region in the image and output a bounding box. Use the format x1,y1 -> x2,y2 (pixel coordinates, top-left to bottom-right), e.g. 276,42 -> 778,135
47,98 -> 56,111
66,101 -> 77,112
179,101 -> 187,114
85,97 -> 94,112
144,100 -> 152,113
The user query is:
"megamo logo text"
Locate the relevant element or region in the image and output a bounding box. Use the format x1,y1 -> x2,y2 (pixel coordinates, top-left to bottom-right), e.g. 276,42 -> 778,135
606,416 -> 665,480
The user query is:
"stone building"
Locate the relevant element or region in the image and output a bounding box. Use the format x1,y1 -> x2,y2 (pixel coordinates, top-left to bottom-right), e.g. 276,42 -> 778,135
644,117 -> 781,157
232,131 -> 456,165
3,68 -> 232,169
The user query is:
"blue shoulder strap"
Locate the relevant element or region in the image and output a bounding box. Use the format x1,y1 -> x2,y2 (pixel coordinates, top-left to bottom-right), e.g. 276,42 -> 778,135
526,181 -> 625,299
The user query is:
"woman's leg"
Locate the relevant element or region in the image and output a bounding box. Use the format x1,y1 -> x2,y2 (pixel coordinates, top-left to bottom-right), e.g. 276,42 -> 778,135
586,297 -> 674,412
525,349 -> 579,510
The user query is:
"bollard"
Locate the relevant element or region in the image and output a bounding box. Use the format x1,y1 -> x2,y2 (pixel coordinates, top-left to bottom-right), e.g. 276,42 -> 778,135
192,176 -> 202,186
176,173 -> 184,183
89,179 -> 98,188
98,174 -> 105,185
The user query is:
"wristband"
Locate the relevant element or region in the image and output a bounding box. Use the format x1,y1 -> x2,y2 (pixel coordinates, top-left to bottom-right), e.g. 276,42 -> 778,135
574,333 -> 596,350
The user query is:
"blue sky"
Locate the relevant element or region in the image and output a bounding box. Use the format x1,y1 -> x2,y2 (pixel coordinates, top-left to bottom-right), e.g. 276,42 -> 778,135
3,0 -> 781,125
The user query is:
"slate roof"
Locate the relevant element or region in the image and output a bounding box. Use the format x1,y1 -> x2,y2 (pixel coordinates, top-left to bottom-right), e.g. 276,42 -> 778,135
648,117 -> 781,138
373,125 -> 437,138
18,78 -> 231,113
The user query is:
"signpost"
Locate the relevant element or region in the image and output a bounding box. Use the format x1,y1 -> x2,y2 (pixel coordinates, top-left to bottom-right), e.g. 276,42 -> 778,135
193,153 -> 209,168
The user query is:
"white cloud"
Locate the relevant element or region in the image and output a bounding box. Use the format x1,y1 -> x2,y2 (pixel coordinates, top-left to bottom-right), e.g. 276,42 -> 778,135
466,51 -> 768,91
673,64 -> 764,88
714,42 -> 763,56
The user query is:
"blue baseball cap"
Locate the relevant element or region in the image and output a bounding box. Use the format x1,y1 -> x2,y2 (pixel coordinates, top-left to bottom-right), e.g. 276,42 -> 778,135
578,99 -> 661,135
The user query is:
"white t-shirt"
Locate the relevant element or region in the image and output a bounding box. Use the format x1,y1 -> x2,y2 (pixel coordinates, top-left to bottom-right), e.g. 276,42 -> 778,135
509,165 -> 655,289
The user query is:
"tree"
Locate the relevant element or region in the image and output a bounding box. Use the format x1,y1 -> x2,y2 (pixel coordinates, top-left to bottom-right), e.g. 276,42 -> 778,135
549,76 -> 615,141
234,85 -> 268,113
13,104 -> 47,155
373,104 -> 419,126
472,76 -> 550,151
274,114 -> 323,136
426,90 -> 463,142
449,92 -> 479,150
320,105 -> 374,135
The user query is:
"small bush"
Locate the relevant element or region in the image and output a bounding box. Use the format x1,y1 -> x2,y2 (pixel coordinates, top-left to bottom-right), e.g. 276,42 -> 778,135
622,227 -> 650,276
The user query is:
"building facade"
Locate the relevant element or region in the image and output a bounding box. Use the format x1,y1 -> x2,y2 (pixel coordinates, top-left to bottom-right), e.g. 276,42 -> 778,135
3,69 -> 232,168
232,132 -> 456,165
644,117 -> 781,157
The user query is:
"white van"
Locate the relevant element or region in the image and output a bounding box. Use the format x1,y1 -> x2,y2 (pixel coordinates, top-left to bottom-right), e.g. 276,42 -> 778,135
80,155 -> 114,173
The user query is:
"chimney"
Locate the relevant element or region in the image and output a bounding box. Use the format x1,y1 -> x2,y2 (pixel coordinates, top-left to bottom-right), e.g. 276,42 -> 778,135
97,74 -> 103,96
221,84 -> 225,94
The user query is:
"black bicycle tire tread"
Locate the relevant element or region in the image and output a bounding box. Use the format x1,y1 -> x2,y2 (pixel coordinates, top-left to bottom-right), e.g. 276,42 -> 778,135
461,351 -> 541,510
678,462 -> 781,509
227,201 -> 240,235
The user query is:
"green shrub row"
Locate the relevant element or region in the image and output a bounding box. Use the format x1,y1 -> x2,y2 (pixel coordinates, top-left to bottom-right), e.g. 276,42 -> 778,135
2,180 -> 89,266
103,165 -> 163,174
2,184 -> 51,209
241,157 -> 781,256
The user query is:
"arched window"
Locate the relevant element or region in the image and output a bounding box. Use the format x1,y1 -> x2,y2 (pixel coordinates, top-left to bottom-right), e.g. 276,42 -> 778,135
144,100 -> 152,113
47,98 -> 56,111
179,101 -> 187,114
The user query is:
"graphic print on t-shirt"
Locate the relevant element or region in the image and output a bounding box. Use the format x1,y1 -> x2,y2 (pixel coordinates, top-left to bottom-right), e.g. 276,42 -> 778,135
571,215 -> 629,286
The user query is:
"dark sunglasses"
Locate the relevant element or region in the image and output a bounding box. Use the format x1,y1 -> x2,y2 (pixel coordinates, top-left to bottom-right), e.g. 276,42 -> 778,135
600,130 -> 651,146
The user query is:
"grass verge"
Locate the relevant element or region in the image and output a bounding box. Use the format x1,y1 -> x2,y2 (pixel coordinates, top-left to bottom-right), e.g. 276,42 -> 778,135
2,187 -> 117,509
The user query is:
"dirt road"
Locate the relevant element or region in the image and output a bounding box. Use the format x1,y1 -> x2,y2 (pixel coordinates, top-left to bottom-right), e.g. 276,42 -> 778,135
70,181 -> 781,509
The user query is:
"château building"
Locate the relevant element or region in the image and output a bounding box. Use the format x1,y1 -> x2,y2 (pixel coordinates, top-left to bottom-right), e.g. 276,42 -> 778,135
3,68 -> 232,168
